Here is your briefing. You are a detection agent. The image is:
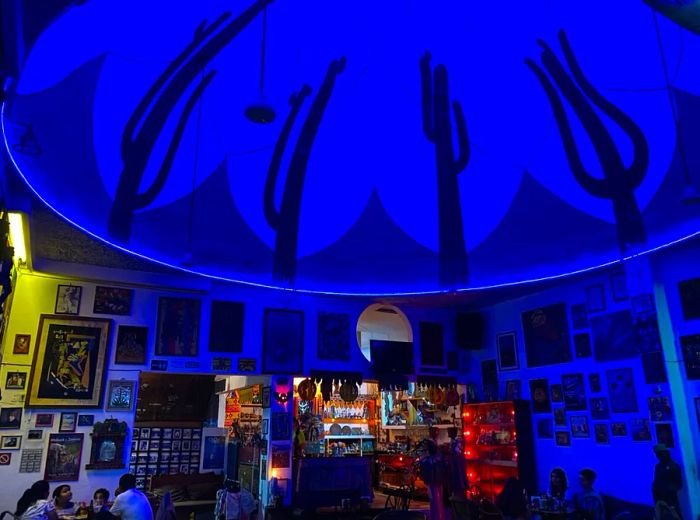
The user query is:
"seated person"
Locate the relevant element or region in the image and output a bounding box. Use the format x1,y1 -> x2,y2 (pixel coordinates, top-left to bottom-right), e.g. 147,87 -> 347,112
572,469 -> 605,520
16,480 -> 59,520
109,474 -> 153,520
496,477 -> 529,520
52,485 -> 75,518
549,468 -> 569,502
93,488 -> 110,512
215,479 -> 256,520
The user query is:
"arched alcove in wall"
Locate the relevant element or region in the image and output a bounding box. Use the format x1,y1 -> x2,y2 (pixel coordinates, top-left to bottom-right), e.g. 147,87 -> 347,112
355,303 -> 413,362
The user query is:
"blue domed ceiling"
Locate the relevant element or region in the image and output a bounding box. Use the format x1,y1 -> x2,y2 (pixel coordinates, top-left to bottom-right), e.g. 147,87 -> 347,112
4,0 -> 700,294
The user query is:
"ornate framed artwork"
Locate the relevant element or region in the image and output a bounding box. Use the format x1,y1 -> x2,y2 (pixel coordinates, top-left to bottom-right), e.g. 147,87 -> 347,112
26,315 -> 112,408
12,334 -> 30,355
54,285 -> 82,315
93,286 -> 133,315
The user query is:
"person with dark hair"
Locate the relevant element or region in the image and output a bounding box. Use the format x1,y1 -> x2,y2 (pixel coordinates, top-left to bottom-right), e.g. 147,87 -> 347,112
652,444 -> 683,519
93,488 -> 111,513
52,485 -> 75,518
572,469 -> 605,520
109,474 -> 153,520
15,480 -> 58,520
549,468 -> 569,501
419,437 -> 448,520
496,477 -> 529,520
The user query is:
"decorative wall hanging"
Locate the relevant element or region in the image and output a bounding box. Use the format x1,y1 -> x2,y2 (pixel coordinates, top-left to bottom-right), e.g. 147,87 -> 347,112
573,333 -> 592,358
27,430 -> 43,440
610,272 -> 628,301
611,422 -> 627,437
570,415 -> 590,438
680,334 -> 700,379
570,304 -> 588,330
594,423 -> 610,444
642,351 -> 668,384
59,412 -> 77,432
317,312 -> 351,361
631,294 -> 655,315
35,414 -> 53,427
209,300 -> 245,353
212,357 -> 232,371
631,419 -> 652,442
12,334 -> 30,355
554,407 -> 566,426
26,315 -> 111,408
105,380 -> 136,411
654,423 -> 674,448
607,368 -> 638,413
0,407 -> 22,428
585,286 -> 606,313
19,449 -> 42,473
496,332 -> 518,371
522,303 -> 572,368
1,435 -> 21,450
86,419 -> 127,470
555,431 -> 570,447
54,285 -> 82,315
529,379 -> 551,413
271,444 -> 290,469
271,412 -> 291,441
263,309 -> 303,374
45,433 -> 83,481
202,435 -> 226,469
481,360 -> 498,401
588,374 -> 602,393
238,358 -> 257,373
5,371 -> 27,390
505,380 -> 521,401
561,374 -> 586,411
114,325 -> 147,365
93,286 -> 133,315
77,415 -> 94,427
156,297 -> 200,356
678,278 -> 700,320
591,310 -> 636,361
590,398 -> 610,420
648,396 -> 672,422
550,384 -> 563,403
537,419 -> 553,439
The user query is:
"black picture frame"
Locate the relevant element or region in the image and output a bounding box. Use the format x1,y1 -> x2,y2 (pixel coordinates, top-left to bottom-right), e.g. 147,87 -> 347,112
505,380 -> 521,401
317,312 -> 351,361
574,333 -> 592,358
114,326 -> 148,365
571,304 -> 589,330
562,373 -> 586,411
586,285 -> 606,313
678,278 -> 700,320
570,415 -> 590,438
611,422 -> 627,437
550,384 -> 563,403
594,423 -> 610,444
679,334 -> 700,380
521,303 -> 572,368
481,360 -> 498,401
0,408 -> 22,429
632,294 -> 655,315
554,407 -> 566,426
155,297 -> 200,357
555,431 -> 571,447
419,322 -> 445,367
642,351 -> 668,384
208,300 -> 244,353
655,423 -> 674,448
607,368 -> 638,413
529,379 -> 551,413
536,418 -> 554,439
496,332 -> 518,371
77,415 -> 94,427
93,286 -> 133,315
263,309 -> 304,375
610,272 -> 628,301
590,397 -> 610,420
589,373 -> 601,393
271,412 -> 291,441
54,285 -> 82,315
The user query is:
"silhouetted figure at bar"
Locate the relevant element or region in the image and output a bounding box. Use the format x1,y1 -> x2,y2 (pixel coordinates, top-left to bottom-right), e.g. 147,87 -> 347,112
652,444 -> 683,520
572,469 -> 605,520
419,437 -> 447,520
496,478 -> 528,520
549,468 -> 569,501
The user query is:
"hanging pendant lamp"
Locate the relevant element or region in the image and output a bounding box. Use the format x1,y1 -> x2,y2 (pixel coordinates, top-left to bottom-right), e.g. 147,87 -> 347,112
245,7 -> 276,124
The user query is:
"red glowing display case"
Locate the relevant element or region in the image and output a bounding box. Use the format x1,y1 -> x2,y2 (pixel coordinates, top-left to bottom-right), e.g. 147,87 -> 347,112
462,400 -> 536,500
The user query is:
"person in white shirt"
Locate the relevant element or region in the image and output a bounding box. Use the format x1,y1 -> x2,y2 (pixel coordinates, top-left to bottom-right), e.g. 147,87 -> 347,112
16,480 -> 59,520
109,474 -> 154,520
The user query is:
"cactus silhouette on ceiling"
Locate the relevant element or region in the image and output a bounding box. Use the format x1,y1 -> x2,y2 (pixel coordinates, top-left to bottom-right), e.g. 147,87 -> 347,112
264,57 -> 347,284
107,0 -> 273,243
420,51 -> 470,288
526,30 -> 649,252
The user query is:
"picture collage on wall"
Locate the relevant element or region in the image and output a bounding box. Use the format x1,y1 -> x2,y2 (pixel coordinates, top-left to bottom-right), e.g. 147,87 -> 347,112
129,427 -> 202,490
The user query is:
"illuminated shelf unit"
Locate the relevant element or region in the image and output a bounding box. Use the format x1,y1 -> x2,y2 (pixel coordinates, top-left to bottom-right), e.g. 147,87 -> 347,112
462,400 -> 536,500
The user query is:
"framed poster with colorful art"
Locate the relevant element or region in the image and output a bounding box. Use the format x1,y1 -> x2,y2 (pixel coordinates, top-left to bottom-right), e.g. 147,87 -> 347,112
156,297 -> 200,357
93,286 -> 133,315
26,315 -> 111,408
45,433 -> 83,481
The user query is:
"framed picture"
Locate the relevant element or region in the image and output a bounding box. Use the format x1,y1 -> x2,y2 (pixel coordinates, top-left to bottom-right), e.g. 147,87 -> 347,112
632,294 -> 655,316
591,310 -> 636,362
106,380 -> 135,411
262,419 -> 269,436
631,418 -> 652,442
45,433 -> 83,481
420,322 -> 445,367
550,384 -> 563,403
555,431 -> 571,447
317,312 -> 351,361
554,407 -> 566,426
594,423 -> 610,444
679,278 -> 700,320
562,374 -> 586,411
586,285 -> 605,313
93,286 -> 133,315
13,334 -> 30,355
35,414 -> 54,427
1,435 -> 21,450
77,415 -> 94,427
114,326 -> 148,365
648,396 -> 673,422
156,297 -> 200,356
570,415 -> 590,438
238,358 -> 256,373
521,303 -> 572,368
496,332 -> 518,370
0,408 -> 22,428
610,272 -> 628,301
573,333 -> 592,358
260,458 -> 267,480
271,412 -> 291,441
589,374 -> 602,393
505,380 -> 521,401
5,371 -> 27,390
611,422 -> 628,436
59,412 -> 77,432
27,430 -> 43,440
642,351 -> 668,384
655,423 -> 674,448
209,300 -> 244,353
607,368 -> 638,412
271,444 -> 290,468
26,315 -> 111,408
54,285 -> 82,315
482,360 -> 498,401
212,357 -> 231,371
529,379 -> 551,413
590,398 -> 610,420
263,309 -> 304,374
571,304 -> 588,330
680,334 -> 700,380
150,360 -> 168,371
262,387 -> 271,409
537,418 -> 553,439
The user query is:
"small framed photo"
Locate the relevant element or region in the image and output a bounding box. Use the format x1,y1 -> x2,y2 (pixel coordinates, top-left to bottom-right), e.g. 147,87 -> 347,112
27,430 -> 43,440
138,440 -> 149,451
1,435 -> 21,450
611,422 -> 628,437
5,371 -> 27,390
632,294 -> 655,315
77,415 -> 94,427
150,440 -> 161,451
550,384 -> 563,403
262,387 -> 271,409
54,285 -> 82,315
93,286 -> 133,315
35,414 -> 54,427
59,412 -> 77,432
182,440 -> 191,451
594,423 -> 610,444
0,408 -> 22,429
554,407 -> 566,426
589,374 -> 602,393
586,285 -> 606,313
571,304 -> 588,330
610,272 -> 628,301
140,428 -> 150,439
162,428 -> 173,440
496,332 -> 518,371
106,380 -> 136,411
505,380 -> 521,401
238,358 -> 256,373
631,418 -> 653,442
114,326 -> 148,365
570,415 -> 590,438
555,431 -> 571,447
537,418 -> 553,439
655,423 -> 675,448
13,334 -> 31,355
182,429 -> 192,439
262,419 -> 269,436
